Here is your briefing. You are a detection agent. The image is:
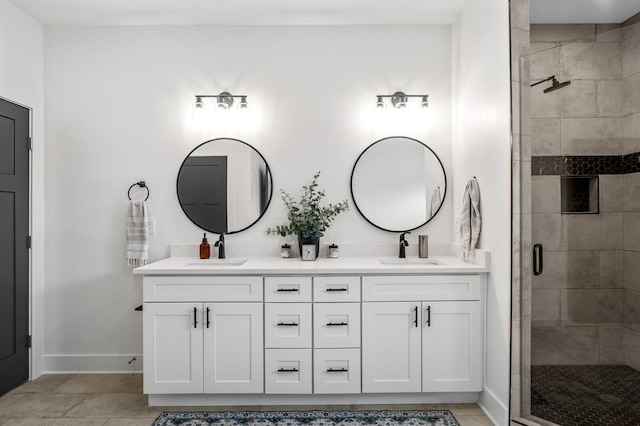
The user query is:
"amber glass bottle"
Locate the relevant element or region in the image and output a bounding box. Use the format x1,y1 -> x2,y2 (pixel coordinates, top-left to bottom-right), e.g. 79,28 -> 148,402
200,233 -> 210,259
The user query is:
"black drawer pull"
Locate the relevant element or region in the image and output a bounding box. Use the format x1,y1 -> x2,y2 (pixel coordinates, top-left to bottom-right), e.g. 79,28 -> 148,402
426,305 -> 431,327
413,306 -> 418,328
277,322 -> 299,326
277,288 -> 299,292
326,288 -> 348,292
278,368 -> 299,372
326,322 -> 348,326
193,307 -> 198,329
206,307 -> 211,328
326,368 -> 348,372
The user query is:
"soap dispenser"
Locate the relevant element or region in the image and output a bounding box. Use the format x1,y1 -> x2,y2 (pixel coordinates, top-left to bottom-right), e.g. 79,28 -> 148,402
200,233 -> 210,259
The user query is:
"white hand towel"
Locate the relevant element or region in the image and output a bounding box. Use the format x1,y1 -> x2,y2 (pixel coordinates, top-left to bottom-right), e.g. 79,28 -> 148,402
126,200 -> 149,267
429,186 -> 442,218
459,178 -> 481,261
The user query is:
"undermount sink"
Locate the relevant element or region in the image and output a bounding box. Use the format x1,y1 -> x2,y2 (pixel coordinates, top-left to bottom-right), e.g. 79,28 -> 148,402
185,259 -> 247,267
378,258 -> 442,266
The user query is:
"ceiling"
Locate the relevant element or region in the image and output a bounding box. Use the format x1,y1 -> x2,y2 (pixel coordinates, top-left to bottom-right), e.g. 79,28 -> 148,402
531,0 -> 640,24
6,0 -> 470,26
8,0 -> 640,27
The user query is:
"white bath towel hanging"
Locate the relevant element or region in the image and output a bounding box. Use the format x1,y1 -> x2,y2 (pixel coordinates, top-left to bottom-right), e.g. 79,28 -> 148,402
126,200 -> 149,267
460,177 -> 481,261
429,186 -> 442,218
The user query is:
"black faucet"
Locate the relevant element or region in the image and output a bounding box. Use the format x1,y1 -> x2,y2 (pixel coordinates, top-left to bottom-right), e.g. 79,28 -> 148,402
214,234 -> 225,259
399,231 -> 410,258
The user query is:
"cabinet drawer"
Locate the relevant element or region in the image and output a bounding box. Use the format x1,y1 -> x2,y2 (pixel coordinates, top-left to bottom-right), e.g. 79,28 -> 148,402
265,277 -> 312,302
265,303 -> 312,348
313,303 -> 360,348
362,275 -> 481,301
265,349 -> 312,394
143,276 -> 263,302
313,276 -> 360,302
314,349 -> 361,394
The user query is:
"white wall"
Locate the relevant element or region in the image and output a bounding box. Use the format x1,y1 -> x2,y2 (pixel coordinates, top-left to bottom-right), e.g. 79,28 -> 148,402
453,1 -> 512,425
0,0 -> 44,378
43,25 -> 453,371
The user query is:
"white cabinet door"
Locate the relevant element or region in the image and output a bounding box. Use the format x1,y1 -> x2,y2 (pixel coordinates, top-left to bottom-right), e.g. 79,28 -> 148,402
422,301 -> 482,392
313,303 -> 360,348
264,303 -> 312,348
314,349 -> 361,394
361,302 -> 422,393
265,349 -> 312,394
203,303 -> 264,393
143,303 -> 203,394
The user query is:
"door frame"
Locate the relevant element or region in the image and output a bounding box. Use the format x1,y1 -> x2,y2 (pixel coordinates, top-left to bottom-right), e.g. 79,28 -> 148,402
0,95 -> 33,381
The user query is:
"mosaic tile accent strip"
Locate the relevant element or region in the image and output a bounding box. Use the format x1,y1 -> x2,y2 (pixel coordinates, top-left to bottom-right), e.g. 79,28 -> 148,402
153,410 -> 461,426
532,152 -> 640,176
532,156 -> 624,176
624,152 -> 640,174
531,364 -> 640,426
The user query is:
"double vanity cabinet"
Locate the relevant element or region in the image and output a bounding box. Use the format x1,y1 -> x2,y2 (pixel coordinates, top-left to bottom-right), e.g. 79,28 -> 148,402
135,255 -> 488,406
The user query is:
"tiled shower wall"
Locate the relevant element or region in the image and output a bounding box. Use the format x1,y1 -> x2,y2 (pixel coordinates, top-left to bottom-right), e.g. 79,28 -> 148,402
530,18 -> 640,368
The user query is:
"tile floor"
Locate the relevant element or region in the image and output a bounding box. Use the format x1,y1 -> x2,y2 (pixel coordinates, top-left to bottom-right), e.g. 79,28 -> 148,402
0,374 -> 494,426
531,364 -> 640,426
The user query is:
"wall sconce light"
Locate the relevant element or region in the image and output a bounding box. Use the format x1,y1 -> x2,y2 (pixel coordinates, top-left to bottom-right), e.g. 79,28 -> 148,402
192,92 -> 251,129
375,91 -> 429,110
194,92 -> 249,112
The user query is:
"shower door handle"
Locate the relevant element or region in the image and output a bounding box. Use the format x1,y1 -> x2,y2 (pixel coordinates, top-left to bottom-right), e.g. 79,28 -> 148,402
533,243 -> 543,276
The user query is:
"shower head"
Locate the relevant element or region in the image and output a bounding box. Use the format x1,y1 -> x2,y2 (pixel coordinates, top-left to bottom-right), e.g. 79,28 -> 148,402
530,75 -> 572,93
544,77 -> 571,93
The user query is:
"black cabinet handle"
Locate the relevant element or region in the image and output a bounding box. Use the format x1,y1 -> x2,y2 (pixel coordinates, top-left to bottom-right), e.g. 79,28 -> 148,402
533,243 -> 543,276
278,368 -> 299,372
277,288 -> 299,292
277,322 -> 299,326
326,368 -> 348,372
206,307 -> 211,329
425,306 -> 431,327
413,306 -> 418,328
326,322 -> 348,327
326,288 -> 348,292
193,307 -> 198,329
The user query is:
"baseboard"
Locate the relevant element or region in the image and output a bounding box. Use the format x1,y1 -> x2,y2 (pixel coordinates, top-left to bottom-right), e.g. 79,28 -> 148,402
478,385 -> 509,426
149,392 -> 480,407
43,354 -> 143,373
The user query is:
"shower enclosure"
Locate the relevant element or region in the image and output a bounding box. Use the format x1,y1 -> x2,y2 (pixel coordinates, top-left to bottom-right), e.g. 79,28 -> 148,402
519,21 -> 640,425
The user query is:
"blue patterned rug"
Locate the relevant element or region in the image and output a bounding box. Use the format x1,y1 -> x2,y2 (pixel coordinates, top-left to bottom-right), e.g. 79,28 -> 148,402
152,410 -> 460,426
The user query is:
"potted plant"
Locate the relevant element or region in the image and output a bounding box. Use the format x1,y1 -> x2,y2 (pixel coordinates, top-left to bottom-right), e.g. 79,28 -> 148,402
267,172 -> 349,260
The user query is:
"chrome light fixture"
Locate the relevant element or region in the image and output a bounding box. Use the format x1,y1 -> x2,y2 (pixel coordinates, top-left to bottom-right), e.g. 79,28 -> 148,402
193,91 -> 249,112
376,91 -> 429,109
192,91 -> 251,128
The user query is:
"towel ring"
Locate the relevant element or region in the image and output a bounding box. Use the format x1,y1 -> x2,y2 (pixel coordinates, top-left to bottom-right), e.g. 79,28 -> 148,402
128,181 -> 150,201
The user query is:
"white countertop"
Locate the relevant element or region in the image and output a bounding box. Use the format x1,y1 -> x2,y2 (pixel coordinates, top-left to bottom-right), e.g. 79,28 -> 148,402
134,252 -> 489,275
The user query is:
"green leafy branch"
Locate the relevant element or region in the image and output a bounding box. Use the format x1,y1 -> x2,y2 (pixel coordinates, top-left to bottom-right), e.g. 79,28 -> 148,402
267,172 -> 349,239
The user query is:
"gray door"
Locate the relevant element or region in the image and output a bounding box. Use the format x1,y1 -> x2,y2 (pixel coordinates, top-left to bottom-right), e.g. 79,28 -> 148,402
177,156 -> 228,233
0,98 -> 29,395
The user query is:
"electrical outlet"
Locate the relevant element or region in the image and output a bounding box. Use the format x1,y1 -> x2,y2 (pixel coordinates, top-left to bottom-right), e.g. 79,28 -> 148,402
148,217 -> 156,234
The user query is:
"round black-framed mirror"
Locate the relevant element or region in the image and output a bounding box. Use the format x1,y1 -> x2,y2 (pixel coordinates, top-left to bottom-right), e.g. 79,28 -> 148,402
177,138 -> 273,234
350,136 -> 446,232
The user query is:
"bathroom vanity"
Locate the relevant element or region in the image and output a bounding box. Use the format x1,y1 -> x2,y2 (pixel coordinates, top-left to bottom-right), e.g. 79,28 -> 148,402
135,252 -> 489,406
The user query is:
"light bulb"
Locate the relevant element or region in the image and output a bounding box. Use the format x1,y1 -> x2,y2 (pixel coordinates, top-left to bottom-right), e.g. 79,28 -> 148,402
420,96 -> 429,109
375,96 -> 386,110
192,96 -> 207,127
